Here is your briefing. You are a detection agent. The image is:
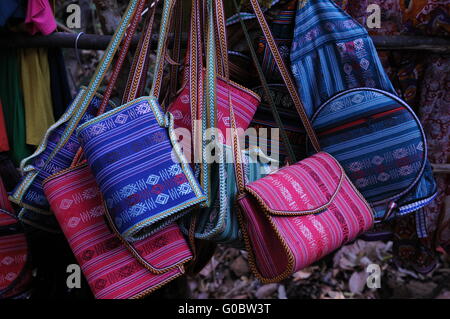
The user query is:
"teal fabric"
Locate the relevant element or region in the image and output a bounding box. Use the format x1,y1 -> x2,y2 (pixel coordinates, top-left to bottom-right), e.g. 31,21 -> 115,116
0,49 -> 31,165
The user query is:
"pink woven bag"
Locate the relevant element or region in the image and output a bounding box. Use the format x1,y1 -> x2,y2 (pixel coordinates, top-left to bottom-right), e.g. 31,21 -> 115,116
43,164 -> 192,299
238,152 -> 373,282
233,0 -> 374,283
169,74 -> 260,145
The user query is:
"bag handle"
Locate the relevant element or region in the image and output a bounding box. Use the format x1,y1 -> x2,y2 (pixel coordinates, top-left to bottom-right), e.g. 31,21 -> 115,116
71,0 -> 148,166
248,0 -> 321,153
54,0 -> 145,157
123,0 -> 159,103
19,0 -> 144,173
231,0 -> 297,164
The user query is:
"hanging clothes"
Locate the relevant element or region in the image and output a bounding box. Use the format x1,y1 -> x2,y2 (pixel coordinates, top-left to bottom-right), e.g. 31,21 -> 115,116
0,101 -> 10,152
0,50 -> 30,166
20,48 -> 56,146
47,48 -> 72,120
25,0 -> 57,36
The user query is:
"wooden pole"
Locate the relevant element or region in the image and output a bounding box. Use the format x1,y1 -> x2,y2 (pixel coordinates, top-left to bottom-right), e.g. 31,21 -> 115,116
0,32 -> 449,52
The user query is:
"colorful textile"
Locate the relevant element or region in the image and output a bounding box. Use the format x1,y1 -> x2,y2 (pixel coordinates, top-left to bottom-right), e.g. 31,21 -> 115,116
0,50 -> 30,165
10,88 -> 112,214
257,0 -> 298,82
0,177 -> 32,299
290,0 -> 436,222
77,97 -> 206,242
311,88 -> 437,220
238,152 -> 374,282
25,0 -> 56,36
179,146 -> 278,245
419,55 -> 450,252
290,0 -> 396,118
168,75 -> 260,145
20,48 -> 56,146
332,0 -> 450,269
43,164 -> 192,299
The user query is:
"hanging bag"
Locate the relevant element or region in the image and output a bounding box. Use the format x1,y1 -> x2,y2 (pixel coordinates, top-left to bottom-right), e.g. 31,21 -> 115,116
76,0 -> 205,242
8,0 -> 145,215
41,1 -> 193,298
233,0 -> 374,283
290,0 -> 437,221
171,0 -> 277,245
43,163 -> 192,299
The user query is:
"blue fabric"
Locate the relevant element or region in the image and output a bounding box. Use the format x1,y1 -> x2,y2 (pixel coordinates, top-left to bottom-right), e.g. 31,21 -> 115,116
0,0 -> 24,26
311,88 -> 437,219
10,89 -> 112,213
77,97 -> 205,242
290,0 -> 395,118
291,0 -> 437,220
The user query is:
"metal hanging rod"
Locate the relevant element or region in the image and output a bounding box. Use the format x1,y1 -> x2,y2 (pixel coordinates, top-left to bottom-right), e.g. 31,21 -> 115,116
0,32 -> 449,53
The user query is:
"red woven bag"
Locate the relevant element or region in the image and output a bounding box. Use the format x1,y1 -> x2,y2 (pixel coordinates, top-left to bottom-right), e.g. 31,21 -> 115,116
43,163 -> 192,299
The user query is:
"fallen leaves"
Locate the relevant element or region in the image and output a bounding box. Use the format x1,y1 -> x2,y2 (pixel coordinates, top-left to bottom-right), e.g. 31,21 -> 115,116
187,239 -> 450,299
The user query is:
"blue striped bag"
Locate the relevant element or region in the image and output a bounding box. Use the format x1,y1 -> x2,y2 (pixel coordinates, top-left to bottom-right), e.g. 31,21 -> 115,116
76,0 -> 206,242
8,0 -> 143,215
9,89 -> 113,215
290,0 -> 437,221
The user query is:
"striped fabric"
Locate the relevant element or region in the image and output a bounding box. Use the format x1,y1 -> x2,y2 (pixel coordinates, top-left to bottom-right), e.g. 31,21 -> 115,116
10,88 -> 112,214
257,6 -> 296,82
168,76 -> 260,145
0,178 -> 31,299
239,152 -> 373,282
290,0 -> 437,220
168,73 -> 260,242
311,88 -> 437,219
290,0 -> 395,118
179,146 -> 278,245
43,164 -> 192,299
77,97 -> 206,242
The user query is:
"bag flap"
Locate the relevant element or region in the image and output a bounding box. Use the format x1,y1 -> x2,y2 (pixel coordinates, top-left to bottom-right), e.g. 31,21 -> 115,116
245,152 -> 345,216
44,164 -> 191,275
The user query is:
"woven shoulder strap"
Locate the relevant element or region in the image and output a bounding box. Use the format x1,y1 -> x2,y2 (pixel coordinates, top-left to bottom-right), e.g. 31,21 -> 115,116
232,0 -> 297,164
248,0 -> 321,153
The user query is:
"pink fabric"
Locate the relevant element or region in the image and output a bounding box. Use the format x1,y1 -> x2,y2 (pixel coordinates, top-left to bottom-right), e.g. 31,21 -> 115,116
239,152 -> 374,281
43,164 -> 192,299
168,75 -> 260,145
0,177 -> 14,222
0,101 -> 10,153
25,0 -> 57,36
0,177 -> 31,297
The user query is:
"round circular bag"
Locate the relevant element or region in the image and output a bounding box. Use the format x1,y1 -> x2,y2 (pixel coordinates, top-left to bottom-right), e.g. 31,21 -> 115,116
311,88 -> 436,221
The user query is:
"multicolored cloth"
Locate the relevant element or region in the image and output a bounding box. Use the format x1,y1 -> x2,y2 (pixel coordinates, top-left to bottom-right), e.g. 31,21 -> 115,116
77,97 -> 206,242
332,0 -> 450,267
9,89 -> 112,215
